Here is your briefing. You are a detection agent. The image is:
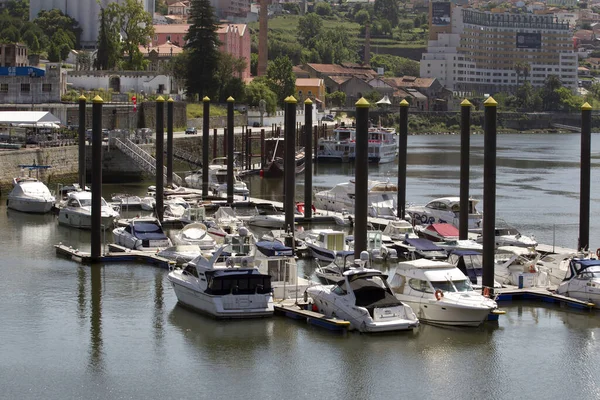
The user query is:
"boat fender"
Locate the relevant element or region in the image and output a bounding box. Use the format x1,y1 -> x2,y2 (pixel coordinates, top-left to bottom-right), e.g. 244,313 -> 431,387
434,289 -> 443,301
312,304 -> 319,312
596,248 -> 600,259
303,291 -> 308,303
483,287 -> 490,298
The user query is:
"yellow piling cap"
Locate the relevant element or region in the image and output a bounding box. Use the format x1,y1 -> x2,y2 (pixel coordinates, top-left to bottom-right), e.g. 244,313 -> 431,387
285,96 -> 298,104
203,96 -> 210,102
483,97 -> 497,107
227,96 -> 235,102
355,97 -> 370,108
304,98 -> 313,105
582,102 -> 592,111
167,96 -> 174,102
461,99 -> 473,107
92,95 -> 103,103
156,96 -> 165,102
79,94 -> 87,101
399,99 -> 409,107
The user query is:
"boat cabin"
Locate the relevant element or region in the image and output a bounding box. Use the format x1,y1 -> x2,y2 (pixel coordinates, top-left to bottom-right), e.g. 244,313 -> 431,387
388,259 -> 472,295
204,269 -> 272,295
318,230 -> 346,251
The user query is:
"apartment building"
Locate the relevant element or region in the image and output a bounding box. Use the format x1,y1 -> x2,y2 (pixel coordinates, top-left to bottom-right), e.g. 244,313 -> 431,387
421,5 -> 577,94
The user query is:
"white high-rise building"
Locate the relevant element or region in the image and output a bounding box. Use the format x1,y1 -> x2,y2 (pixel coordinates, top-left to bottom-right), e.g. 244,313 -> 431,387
421,5 -> 577,94
30,0 -> 153,48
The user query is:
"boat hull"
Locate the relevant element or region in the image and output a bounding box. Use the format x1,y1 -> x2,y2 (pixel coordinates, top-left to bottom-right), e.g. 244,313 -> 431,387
58,211 -> 115,230
169,279 -> 274,318
7,197 -> 54,213
398,297 -> 492,327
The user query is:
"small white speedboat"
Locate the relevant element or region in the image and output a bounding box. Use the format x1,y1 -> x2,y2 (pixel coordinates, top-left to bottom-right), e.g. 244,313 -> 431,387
303,229 -> 350,262
112,217 -> 172,251
7,177 -> 55,213
388,258 -> 498,327
173,222 -> 216,251
556,259 -> 600,307
58,191 -> 119,229
307,257 -> 419,333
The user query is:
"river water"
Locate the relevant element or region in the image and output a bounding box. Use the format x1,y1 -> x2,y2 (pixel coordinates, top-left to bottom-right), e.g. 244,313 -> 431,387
1,133 -> 600,400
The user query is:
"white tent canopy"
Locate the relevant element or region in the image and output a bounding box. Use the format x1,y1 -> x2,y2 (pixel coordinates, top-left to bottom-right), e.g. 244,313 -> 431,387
0,112 -> 61,128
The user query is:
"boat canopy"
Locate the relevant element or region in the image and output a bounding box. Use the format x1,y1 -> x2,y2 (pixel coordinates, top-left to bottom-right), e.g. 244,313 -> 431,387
403,238 -> 444,251
256,241 -> 293,257
564,259 -> 600,281
424,223 -> 459,238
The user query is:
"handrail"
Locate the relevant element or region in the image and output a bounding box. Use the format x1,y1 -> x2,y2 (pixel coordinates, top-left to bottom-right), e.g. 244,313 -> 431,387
114,138 -> 183,185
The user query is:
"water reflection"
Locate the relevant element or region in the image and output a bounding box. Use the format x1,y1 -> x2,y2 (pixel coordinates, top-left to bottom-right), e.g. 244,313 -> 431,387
153,270 -> 164,343
89,265 -> 104,373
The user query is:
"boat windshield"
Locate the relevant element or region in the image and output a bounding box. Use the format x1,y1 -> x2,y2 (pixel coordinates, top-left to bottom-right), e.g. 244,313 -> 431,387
430,279 -> 473,293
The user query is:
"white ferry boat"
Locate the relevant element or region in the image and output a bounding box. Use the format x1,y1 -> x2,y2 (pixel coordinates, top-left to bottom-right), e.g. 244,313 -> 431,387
316,126 -> 398,164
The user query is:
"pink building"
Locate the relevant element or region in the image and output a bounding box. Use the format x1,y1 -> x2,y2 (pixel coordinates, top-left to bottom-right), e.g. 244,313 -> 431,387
217,24 -> 251,79
151,23 -> 251,79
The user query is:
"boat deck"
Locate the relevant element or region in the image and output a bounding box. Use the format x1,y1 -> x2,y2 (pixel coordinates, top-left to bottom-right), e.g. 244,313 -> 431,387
495,285 -> 595,310
54,244 -> 174,269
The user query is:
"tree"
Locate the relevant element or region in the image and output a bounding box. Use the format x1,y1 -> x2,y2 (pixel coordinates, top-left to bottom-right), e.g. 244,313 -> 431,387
266,56 -> 296,106
315,2 -> 332,16
34,9 -> 81,48
105,0 -> 154,71
250,53 -> 258,76
325,91 -> 346,107
95,7 -> 121,70
370,54 -> 419,77
245,78 -> 277,113
156,0 -> 168,14
355,9 -> 370,25
374,0 -> 399,27
297,13 -> 323,48
0,26 -> 20,43
185,0 -> 221,99
541,75 -> 563,111
5,0 -> 29,21
215,52 -> 247,102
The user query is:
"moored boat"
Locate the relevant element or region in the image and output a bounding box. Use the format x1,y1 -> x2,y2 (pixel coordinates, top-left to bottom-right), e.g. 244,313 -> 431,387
7,176 -> 55,213
58,190 -> 119,229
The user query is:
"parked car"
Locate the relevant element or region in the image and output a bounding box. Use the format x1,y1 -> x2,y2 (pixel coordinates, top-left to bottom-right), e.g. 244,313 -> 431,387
321,114 -> 335,122
185,127 -> 197,134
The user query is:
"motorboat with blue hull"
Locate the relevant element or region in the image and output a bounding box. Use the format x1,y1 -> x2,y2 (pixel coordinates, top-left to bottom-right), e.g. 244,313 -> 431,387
556,259 -> 600,307
387,258 -> 498,327
306,259 -> 419,333
168,246 -> 274,318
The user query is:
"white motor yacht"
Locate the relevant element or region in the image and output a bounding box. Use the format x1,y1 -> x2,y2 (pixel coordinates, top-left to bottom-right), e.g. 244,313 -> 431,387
313,179 -> 398,219
446,250 -> 502,290
476,222 -> 538,248
7,177 -> 55,213
314,250 -> 355,284
58,191 -> 119,229
254,241 -> 312,300
112,217 -> 172,251
306,255 -> 419,333
167,246 -> 274,318
406,197 -> 482,230
244,205 -> 286,229
387,258 -> 498,327
556,259 -> 600,307
494,246 -> 546,287
304,229 -> 350,262
172,222 -> 217,251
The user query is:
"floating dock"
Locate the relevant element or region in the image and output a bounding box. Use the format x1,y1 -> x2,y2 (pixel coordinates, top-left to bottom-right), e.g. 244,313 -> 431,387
495,286 -> 595,310
274,300 -> 351,332
55,243 -> 174,269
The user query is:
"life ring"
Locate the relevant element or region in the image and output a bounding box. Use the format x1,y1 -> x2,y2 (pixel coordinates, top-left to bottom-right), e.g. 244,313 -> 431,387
528,263 -> 536,273
596,248 -> 600,259
483,287 -> 490,298
434,289 -> 443,301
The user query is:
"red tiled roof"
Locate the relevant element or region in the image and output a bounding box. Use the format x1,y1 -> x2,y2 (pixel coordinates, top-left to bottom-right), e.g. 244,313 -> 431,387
384,76 -> 436,89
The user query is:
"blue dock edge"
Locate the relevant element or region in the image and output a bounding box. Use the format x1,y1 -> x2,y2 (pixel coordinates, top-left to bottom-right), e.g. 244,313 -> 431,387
495,289 -> 595,311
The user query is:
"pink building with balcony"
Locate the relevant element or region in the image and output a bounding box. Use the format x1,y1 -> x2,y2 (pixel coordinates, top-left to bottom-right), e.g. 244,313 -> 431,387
151,23 -> 251,79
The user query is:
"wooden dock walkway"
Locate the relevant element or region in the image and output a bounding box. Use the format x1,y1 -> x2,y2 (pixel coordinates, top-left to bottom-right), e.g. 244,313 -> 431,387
54,244 -> 174,269
274,300 -> 351,332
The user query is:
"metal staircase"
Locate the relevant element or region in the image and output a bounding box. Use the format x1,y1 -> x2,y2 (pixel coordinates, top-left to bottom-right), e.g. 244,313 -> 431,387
166,147 -> 202,169
114,138 -> 183,186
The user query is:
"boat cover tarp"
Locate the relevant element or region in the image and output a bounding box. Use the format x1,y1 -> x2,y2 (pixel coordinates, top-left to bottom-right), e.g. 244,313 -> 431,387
404,238 -> 443,251
256,241 -> 293,257
133,222 -> 167,240
426,223 -> 459,238
450,249 -> 482,256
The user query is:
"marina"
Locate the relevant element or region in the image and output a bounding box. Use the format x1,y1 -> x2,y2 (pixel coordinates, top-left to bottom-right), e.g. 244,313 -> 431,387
3,105 -> 600,398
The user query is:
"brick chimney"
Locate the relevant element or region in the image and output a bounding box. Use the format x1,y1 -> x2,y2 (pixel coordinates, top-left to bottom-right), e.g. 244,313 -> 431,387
257,0 -> 269,76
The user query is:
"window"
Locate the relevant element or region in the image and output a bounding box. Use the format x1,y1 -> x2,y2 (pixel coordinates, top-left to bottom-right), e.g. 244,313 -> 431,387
0,83 -> 7,92
166,35 -> 171,42
21,83 -> 30,92
42,84 -> 51,92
